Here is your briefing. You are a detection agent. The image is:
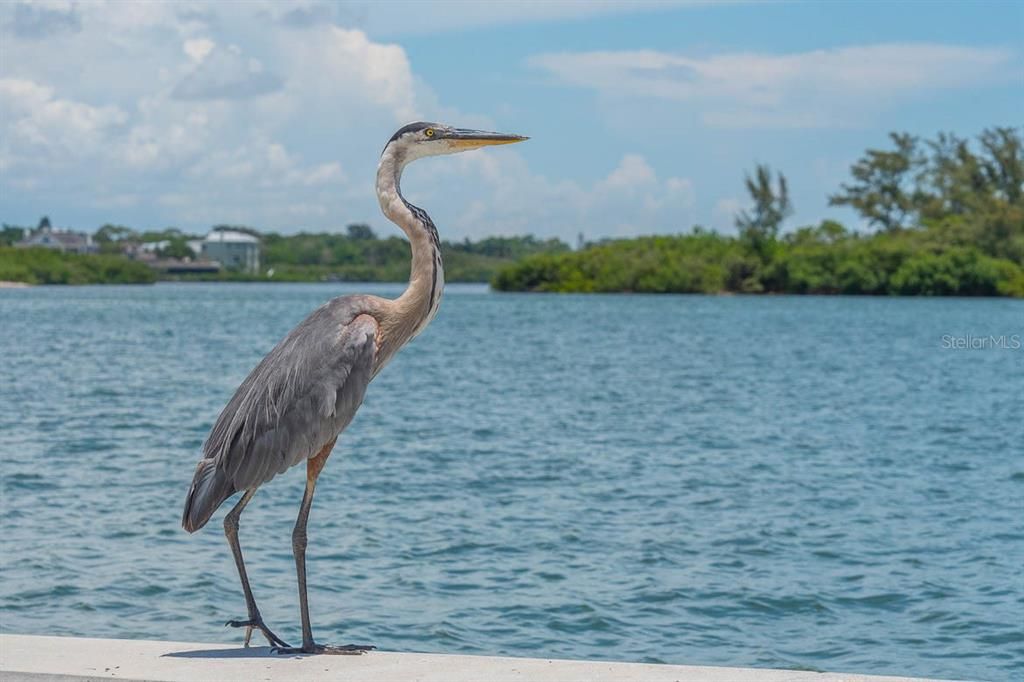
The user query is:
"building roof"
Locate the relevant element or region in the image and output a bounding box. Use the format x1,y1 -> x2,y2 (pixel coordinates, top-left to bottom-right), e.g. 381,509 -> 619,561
20,229 -> 93,248
204,229 -> 259,244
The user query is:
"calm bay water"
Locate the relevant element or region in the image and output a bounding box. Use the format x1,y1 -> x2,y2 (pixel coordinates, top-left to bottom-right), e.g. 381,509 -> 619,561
1,283 -> 1021,680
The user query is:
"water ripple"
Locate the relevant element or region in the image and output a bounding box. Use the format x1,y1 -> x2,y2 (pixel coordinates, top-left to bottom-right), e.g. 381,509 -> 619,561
1,284 -> 1022,682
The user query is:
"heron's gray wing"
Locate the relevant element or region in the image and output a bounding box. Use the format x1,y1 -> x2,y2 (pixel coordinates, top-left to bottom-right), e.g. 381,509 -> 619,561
205,299 -> 377,492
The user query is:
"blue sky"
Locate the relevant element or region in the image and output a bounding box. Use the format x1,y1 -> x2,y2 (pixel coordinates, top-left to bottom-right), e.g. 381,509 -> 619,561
1,1 -> 1021,242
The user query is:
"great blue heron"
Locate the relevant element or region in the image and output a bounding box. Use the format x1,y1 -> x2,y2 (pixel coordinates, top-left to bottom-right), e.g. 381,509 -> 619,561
182,122 -> 527,655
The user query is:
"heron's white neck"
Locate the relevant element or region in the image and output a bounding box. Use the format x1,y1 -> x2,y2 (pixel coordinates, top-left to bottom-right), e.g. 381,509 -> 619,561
375,145 -> 444,343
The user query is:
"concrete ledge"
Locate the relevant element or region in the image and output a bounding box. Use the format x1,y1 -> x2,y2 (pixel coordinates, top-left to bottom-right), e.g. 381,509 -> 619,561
0,635 -> 947,682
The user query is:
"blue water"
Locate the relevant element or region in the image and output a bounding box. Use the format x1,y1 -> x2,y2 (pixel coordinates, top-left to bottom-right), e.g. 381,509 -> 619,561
1,283 -> 1021,680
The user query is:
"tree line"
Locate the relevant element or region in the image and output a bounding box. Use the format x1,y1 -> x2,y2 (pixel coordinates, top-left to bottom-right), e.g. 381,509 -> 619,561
0,246 -> 156,285
0,220 -> 571,284
4,126 -> 1020,292
493,127 -> 1024,297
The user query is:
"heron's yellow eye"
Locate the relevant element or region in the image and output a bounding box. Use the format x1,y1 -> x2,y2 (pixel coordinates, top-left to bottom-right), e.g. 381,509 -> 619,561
425,128 -> 434,138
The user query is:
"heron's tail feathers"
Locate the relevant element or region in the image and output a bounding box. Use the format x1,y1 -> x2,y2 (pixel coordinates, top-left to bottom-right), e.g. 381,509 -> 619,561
182,458 -> 235,533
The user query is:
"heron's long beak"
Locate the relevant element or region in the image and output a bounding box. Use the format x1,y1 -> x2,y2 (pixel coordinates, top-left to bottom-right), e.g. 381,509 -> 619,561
444,128 -> 529,150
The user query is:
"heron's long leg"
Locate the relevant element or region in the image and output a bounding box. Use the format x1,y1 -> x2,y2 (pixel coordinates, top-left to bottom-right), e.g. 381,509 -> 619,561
223,489 -> 289,648
274,440 -> 373,655
294,440 -> 334,652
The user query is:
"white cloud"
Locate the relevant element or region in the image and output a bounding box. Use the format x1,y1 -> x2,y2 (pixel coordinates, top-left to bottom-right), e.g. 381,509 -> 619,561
172,44 -> 283,100
602,154 -> 657,190
183,38 -> 215,63
0,2 -> 705,242
186,141 -> 345,188
529,43 -> 1018,128
9,1 -> 81,39
277,25 -> 419,122
0,3 -> 430,228
403,151 -> 696,241
272,0 -> 718,37
712,197 -> 742,232
0,78 -> 128,166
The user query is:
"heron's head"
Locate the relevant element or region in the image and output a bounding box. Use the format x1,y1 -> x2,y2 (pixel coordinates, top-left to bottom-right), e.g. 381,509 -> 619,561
383,121 -> 527,163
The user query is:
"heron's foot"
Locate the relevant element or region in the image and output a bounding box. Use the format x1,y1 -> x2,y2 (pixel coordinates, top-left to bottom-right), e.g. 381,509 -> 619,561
272,642 -> 375,656
225,617 -> 290,648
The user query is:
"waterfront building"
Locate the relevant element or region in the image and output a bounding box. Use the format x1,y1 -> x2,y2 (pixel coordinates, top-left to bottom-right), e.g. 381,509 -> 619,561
201,229 -> 260,273
16,223 -> 97,254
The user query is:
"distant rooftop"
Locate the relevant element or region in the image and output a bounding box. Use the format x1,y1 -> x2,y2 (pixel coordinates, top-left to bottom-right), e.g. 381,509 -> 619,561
204,229 -> 259,244
16,224 -> 95,253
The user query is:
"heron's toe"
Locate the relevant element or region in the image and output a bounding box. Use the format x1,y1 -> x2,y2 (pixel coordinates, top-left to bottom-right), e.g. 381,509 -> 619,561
225,617 -> 289,648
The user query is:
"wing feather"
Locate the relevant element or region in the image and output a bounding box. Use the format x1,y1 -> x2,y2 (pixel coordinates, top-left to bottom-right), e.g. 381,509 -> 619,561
204,298 -> 377,493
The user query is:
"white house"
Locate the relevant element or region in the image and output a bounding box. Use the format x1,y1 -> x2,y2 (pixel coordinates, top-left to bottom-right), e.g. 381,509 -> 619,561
201,229 -> 260,273
17,224 -> 97,254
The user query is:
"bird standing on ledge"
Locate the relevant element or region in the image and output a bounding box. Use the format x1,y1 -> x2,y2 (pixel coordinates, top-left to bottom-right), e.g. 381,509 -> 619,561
182,122 -> 527,655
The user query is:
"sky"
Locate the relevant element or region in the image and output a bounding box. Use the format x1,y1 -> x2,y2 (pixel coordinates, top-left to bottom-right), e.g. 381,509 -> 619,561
1,0 -> 1021,243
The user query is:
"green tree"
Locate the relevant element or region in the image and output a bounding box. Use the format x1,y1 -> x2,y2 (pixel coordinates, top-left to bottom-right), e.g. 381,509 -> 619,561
918,132 -> 984,219
94,224 -> 137,253
157,237 -> 195,259
1,224 -> 26,246
446,235 -> 570,259
346,223 -> 376,240
0,246 -> 156,285
139,227 -> 198,243
211,224 -> 261,238
95,224 -> 136,244
736,164 -> 792,262
917,127 -> 1024,263
736,165 -> 792,239
830,132 -> 923,231
978,126 -> 1023,205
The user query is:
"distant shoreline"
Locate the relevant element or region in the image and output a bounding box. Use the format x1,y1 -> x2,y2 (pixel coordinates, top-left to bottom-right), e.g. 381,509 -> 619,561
7,280 -> 1022,299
